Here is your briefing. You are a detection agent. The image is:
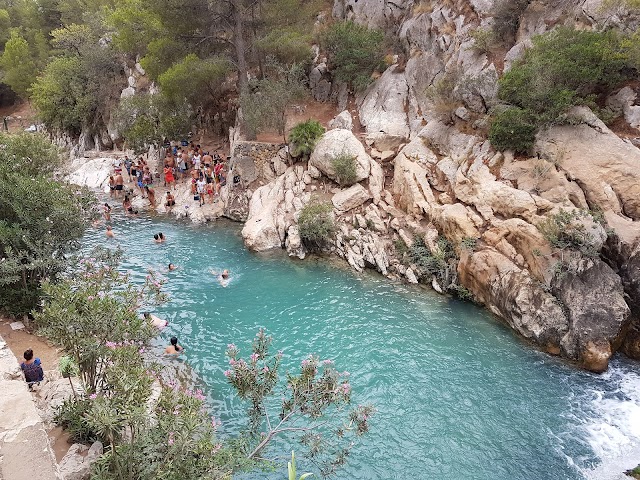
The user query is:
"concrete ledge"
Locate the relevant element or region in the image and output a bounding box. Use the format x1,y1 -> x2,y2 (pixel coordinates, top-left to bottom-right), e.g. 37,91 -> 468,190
0,336 -> 62,480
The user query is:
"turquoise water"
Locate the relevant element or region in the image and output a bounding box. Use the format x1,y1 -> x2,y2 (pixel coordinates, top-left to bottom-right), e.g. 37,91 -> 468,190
84,212 -> 640,480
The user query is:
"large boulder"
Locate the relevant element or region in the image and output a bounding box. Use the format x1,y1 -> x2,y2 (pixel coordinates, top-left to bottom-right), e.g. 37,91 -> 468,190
458,248 -> 569,354
553,259 -> 631,372
241,175 -> 286,251
328,110 -> 353,131
59,442 -> 103,480
357,65 -> 410,151
309,129 -> 371,184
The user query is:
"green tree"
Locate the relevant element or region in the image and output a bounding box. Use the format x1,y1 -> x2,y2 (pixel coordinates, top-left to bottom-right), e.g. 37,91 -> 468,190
0,30 -> 38,98
158,54 -> 231,108
321,21 -> 385,91
0,133 -> 94,314
331,153 -> 357,186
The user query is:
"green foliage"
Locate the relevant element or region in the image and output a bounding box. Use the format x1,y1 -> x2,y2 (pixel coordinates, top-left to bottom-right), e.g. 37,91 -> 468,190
460,237 -> 477,251
288,451 -> 313,480
0,30 -> 38,98
469,27 -> 497,54
225,330 -> 374,473
488,107 -> 537,154
240,63 -> 307,139
331,153 -> 357,186
0,9 -> 10,47
288,120 -> 325,158
297,201 -> 335,247
34,248 -> 165,391
409,236 -> 456,285
30,31 -> 122,136
158,54 -> 231,108
256,28 -> 313,66
59,355 -> 79,378
113,93 -> 194,154
0,133 -> 93,314
491,27 -> 633,153
54,397 -> 100,443
537,209 -> 599,257
321,21 -> 385,91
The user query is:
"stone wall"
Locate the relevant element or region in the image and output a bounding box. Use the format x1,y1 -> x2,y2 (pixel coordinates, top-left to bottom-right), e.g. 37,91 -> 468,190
0,336 -> 61,480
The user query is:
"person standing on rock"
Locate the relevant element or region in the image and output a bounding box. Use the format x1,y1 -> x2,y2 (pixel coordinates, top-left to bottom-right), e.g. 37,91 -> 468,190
114,171 -> 124,198
124,156 -> 133,181
196,175 -> 206,207
164,165 -> 175,190
145,185 -> 156,207
165,192 -> 176,210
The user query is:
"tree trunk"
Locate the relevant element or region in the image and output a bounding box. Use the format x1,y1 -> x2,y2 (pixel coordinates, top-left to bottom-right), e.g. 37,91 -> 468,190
232,0 -> 249,92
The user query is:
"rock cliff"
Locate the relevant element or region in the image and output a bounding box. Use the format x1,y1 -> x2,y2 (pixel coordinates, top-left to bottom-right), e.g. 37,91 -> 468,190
237,0 -> 640,372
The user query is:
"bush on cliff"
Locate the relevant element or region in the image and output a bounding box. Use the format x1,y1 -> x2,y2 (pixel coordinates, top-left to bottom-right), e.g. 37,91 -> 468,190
490,27 -> 634,153
321,21 -> 385,91
288,120 -> 325,159
331,153 -> 358,186
298,201 -> 335,248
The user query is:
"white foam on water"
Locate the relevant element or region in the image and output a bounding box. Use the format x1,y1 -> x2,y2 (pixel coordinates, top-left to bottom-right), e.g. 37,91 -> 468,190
580,364 -> 640,479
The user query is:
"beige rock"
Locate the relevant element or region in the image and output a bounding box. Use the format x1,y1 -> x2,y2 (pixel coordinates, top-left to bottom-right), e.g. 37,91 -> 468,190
368,158 -> 385,204
433,203 -> 480,245
242,174 -> 287,251
536,107 -> 640,220
332,184 -> 371,212
309,129 -> 372,184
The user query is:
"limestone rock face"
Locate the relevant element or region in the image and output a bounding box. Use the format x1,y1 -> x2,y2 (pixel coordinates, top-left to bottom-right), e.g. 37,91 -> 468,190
59,442 -> 103,480
332,0 -> 413,30
332,184 -> 371,212
242,177 -> 286,251
309,129 -> 372,184
536,107 -> 640,220
458,249 -> 569,354
553,259 -> 631,372
328,110 -> 353,131
66,157 -> 114,189
357,66 -> 410,151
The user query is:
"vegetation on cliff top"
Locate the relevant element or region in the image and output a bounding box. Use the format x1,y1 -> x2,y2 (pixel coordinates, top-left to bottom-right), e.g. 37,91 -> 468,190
490,27 -> 637,154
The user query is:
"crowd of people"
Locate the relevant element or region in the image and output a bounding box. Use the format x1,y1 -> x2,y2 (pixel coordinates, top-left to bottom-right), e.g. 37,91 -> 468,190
107,142 -> 229,210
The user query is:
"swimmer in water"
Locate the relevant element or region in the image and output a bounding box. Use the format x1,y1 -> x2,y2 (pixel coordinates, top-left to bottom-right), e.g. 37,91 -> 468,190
168,263 -> 177,271
154,233 -> 161,243
106,225 -> 115,238
165,336 -> 184,355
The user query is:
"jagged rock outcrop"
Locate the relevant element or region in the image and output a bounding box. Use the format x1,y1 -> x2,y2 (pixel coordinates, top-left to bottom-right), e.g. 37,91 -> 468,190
59,442 -> 103,480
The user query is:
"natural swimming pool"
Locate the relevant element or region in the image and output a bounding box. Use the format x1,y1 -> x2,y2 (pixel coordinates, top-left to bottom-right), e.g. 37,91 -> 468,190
83,212 -> 640,480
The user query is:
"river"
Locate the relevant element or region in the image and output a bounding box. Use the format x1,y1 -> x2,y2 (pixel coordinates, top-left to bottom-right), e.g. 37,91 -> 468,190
83,212 -> 640,480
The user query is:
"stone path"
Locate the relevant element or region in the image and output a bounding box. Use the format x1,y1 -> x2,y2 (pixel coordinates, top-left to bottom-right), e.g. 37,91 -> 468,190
0,336 -> 61,480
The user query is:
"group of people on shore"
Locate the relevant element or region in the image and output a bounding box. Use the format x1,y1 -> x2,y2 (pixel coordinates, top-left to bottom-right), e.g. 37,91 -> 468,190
107,141 -> 229,211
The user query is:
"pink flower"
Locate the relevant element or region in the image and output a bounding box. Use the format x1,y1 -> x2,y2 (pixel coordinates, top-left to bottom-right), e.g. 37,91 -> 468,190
262,366 -> 269,373
250,353 -> 259,362
322,359 -> 333,365
87,296 -> 95,301
342,384 -> 351,394
223,370 -> 232,377
227,343 -> 236,349
89,393 -> 97,400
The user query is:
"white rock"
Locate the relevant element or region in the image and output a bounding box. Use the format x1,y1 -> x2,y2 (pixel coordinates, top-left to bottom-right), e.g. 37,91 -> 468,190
120,86 -> 135,98
309,129 -> 372,184
332,184 -> 371,212
328,110 -> 353,131
406,267 -> 419,284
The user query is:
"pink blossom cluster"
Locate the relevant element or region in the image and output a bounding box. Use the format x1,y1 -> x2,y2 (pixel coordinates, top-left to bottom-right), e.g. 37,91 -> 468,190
168,431 -> 175,446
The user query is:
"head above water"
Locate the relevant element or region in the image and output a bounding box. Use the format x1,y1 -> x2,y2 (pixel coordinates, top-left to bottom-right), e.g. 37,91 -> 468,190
143,312 -> 150,319
170,337 -> 178,347
154,234 -> 159,240
24,349 -> 33,361
222,269 -> 229,279
107,225 -> 112,231
168,263 -> 176,270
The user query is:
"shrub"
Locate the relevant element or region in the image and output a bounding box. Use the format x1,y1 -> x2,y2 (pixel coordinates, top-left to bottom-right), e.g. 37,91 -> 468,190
469,28 -> 497,54
321,21 -> 385,91
54,398 -> 100,444
409,236 -> 456,284
288,120 -> 325,159
331,153 -> 358,186
491,27 -> 633,152
537,209 -> 599,257
298,201 -> 335,247
488,106 -> 537,154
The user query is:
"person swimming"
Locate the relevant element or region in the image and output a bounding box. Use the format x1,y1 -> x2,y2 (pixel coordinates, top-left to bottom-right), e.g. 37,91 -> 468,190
154,233 -> 161,243
143,312 -> 168,329
168,263 -> 177,271
106,225 -> 115,238
165,336 -> 183,355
